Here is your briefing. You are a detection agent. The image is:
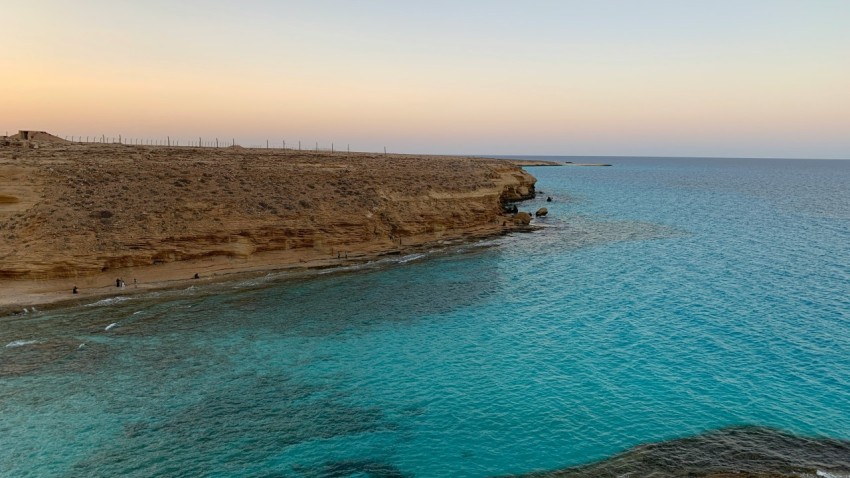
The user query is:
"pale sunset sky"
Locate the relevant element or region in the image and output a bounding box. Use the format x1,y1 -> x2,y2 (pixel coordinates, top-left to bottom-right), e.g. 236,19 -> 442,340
2,0 -> 849,158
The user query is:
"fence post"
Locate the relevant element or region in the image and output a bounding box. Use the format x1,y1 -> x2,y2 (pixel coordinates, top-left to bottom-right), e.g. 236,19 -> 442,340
216,138 -> 219,148
332,143 -> 334,153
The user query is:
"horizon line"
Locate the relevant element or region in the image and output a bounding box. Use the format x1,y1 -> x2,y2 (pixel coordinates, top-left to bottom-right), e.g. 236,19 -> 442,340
4,129 -> 848,162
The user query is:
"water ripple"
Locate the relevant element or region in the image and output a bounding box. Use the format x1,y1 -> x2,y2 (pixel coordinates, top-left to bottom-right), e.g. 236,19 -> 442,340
1,158 -> 849,477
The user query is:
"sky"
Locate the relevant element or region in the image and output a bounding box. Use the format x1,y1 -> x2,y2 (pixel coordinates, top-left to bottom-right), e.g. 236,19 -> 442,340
2,0 -> 849,158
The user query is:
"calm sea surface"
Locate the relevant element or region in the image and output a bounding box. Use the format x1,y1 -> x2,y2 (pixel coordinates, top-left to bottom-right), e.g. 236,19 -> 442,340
2,157 -> 849,477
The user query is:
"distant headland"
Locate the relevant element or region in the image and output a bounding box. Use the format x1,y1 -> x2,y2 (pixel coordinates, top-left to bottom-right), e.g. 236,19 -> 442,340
0,131 -> 549,314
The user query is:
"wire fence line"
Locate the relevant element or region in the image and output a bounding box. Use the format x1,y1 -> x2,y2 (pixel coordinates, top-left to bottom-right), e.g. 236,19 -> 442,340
55,134 -> 384,155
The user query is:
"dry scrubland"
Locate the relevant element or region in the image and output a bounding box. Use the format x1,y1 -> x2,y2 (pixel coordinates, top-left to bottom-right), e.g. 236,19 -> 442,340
0,134 -> 537,293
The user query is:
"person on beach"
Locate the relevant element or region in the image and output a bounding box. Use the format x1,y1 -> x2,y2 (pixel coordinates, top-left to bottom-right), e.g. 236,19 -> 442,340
72,286 -> 78,294
194,273 -> 200,279
116,278 -> 121,288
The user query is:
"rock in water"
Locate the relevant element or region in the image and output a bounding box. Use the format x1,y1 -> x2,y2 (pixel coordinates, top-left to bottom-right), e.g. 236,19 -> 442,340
513,212 -> 532,225
536,208 -> 548,217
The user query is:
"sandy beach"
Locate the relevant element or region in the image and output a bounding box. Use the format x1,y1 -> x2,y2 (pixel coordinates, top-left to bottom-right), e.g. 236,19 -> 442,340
1,134 -> 546,315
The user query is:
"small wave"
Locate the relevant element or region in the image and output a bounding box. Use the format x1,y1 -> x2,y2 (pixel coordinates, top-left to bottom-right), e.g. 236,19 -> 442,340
5,339 -> 40,348
818,471 -> 850,478
396,253 -> 427,264
104,323 -> 119,331
318,262 -> 379,274
231,282 -> 257,289
85,296 -> 132,307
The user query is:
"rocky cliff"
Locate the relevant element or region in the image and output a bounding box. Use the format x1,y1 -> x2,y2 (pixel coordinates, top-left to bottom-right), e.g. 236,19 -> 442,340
0,140 -> 536,280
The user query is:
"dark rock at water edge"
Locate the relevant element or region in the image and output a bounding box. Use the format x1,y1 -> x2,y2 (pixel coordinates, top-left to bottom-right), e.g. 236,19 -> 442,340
536,208 -> 548,217
508,426 -> 850,478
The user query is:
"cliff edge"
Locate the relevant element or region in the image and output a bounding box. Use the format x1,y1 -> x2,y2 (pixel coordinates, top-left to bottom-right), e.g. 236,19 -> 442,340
1,140 -> 537,303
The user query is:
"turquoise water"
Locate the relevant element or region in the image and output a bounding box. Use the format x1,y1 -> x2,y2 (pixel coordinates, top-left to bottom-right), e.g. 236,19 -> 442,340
2,157 -> 850,477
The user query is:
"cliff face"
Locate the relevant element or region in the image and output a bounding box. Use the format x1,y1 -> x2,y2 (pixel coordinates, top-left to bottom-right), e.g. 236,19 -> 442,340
0,141 -> 536,280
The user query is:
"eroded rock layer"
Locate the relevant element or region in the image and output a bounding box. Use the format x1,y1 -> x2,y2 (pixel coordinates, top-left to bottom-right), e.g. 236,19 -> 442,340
0,140 -> 536,279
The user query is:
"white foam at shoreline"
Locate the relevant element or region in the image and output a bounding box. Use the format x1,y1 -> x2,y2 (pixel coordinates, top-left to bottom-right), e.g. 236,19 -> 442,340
396,253 -> 427,264
817,470 -> 850,478
5,339 -> 40,348
85,296 -> 133,307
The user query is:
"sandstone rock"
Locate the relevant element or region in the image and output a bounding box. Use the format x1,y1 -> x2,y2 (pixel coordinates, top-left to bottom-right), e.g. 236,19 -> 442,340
535,208 -> 548,217
513,212 -> 532,225
500,180 -> 536,202
0,141 -> 541,280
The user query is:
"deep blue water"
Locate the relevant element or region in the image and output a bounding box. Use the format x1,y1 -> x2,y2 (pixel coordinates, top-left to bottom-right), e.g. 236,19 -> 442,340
2,157 -> 850,477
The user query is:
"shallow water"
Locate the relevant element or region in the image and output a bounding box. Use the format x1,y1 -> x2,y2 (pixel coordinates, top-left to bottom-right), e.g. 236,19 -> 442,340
2,157 -> 849,477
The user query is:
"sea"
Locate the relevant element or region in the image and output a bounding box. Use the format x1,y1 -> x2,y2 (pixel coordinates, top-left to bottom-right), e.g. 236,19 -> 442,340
1,156 -> 849,477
